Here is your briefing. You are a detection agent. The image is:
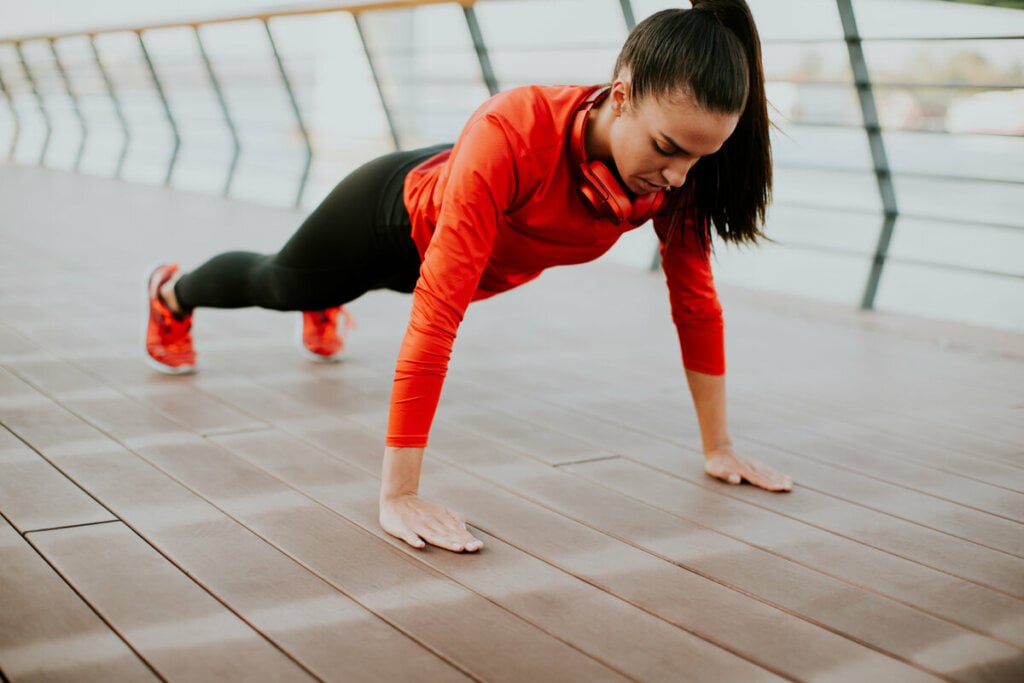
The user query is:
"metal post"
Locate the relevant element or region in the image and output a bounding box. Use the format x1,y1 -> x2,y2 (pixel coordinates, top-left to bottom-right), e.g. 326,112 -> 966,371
463,4 -> 498,96
837,0 -> 898,311
353,13 -> 402,151
194,25 -> 241,196
263,18 -> 313,207
89,34 -> 131,178
14,42 -> 52,166
619,0 -> 637,31
48,38 -> 88,171
137,30 -> 180,186
0,65 -> 20,161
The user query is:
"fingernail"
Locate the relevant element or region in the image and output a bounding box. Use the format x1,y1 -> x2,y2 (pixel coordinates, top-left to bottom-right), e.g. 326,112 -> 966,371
728,474 -> 740,484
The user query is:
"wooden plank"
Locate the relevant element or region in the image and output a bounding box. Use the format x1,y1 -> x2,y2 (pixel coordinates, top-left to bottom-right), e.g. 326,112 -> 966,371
419,425 -> 1020,682
211,428 -> 785,683
123,381 -> 267,437
4,356 -> 111,397
56,325 -> 929,679
730,389 -> 1024,483
120,292 -> 1024,603
543,382 -> 1024,553
904,405 -> 1024,452
0,425 -> 115,532
713,435 -> 1023,557
562,456 -> 1024,649
428,389 -> 1024,644
712,283 -> 1024,368
442,387 -> 1024,597
0,517 -> 158,682
441,271 -> 1024,482
5,354 -> 267,438
0,322 -> 40,363
834,409 -> 1023,469
245,415 -> 940,681
713,311 -> 1024,465
195,356 -> 1024,603
433,394 -> 1024,558
1,390 -> 471,682
455,379 -> 1023,517
566,383 -> 1024,493
450,336 -> 1024,494
46,391 -> 632,683
232,356 -> 1024,675
27,523 -> 314,682
0,366 -> 44,410
451,383 -> 1024,527
727,398 -> 1024,521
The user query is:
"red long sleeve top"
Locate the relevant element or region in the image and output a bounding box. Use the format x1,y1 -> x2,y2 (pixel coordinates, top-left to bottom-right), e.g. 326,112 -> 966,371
386,85 -> 724,447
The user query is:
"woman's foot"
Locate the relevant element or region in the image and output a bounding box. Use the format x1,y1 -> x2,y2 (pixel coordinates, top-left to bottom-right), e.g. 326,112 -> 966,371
145,263 -> 196,374
300,306 -> 356,362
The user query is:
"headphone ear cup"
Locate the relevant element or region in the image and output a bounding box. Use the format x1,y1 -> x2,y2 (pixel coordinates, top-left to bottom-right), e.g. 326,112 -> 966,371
569,86 -> 666,225
580,160 -> 631,223
629,190 -> 666,223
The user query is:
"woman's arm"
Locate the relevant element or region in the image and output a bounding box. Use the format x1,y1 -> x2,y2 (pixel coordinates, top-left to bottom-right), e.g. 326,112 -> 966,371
379,114 -> 518,553
379,446 -> 483,551
685,369 -> 792,491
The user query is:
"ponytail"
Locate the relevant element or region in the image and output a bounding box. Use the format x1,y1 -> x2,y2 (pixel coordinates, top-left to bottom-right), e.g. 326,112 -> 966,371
614,0 -> 772,247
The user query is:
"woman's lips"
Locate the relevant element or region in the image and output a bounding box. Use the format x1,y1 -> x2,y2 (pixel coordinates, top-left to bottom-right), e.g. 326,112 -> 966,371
638,178 -> 666,192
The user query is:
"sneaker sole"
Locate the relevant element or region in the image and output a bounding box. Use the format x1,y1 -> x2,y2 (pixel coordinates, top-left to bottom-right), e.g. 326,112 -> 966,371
144,355 -> 197,375
142,260 -> 197,375
293,320 -> 343,364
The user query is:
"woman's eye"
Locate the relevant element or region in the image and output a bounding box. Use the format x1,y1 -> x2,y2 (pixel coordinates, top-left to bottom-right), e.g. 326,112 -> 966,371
653,141 -> 673,156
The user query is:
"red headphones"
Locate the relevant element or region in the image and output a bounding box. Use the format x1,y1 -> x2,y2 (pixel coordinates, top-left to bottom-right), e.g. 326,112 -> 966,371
569,86 -> 666,225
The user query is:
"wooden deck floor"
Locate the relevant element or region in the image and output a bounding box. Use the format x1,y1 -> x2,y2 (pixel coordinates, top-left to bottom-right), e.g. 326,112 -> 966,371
1,164 -> 1022,682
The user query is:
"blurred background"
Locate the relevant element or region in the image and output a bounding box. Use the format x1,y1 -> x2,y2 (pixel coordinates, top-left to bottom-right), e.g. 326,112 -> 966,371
1,0 -> 1021,331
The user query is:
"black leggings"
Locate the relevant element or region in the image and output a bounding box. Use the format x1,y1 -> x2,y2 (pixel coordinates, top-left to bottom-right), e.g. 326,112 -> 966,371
174,144 -> 451,312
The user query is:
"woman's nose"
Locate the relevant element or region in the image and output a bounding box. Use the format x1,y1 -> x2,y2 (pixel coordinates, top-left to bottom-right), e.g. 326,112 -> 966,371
662,160 -> 693,188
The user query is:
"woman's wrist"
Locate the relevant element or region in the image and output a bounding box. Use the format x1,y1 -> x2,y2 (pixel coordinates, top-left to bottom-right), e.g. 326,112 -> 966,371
380,445 -> 425,502
702,437 -> 734,457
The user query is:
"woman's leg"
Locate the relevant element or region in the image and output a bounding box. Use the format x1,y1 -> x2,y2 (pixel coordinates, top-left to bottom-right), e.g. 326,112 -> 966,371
172,144 -> 449,313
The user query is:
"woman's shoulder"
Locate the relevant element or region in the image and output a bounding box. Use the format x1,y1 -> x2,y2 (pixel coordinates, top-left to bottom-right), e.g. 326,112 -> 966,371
474,84 -> 599,138
449,84 -> 602,190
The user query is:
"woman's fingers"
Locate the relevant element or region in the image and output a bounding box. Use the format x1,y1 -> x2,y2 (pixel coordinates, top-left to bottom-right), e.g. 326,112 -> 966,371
399,529 -> 427,549
739,459 -> 784,489
705,452 -> 793,492
747,466 -> 793,491
417,522 -> 481,552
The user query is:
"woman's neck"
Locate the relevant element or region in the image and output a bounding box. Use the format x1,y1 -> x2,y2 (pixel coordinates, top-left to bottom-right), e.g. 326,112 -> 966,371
584,90 -> 615,164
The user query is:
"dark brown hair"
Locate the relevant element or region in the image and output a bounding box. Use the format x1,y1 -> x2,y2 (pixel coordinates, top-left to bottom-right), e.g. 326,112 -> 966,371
613,0 -> 772,246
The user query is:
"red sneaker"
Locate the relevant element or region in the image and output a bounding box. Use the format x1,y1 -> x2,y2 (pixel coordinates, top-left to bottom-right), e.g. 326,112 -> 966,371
145,263 -> 196,374
300,306 -> 356,362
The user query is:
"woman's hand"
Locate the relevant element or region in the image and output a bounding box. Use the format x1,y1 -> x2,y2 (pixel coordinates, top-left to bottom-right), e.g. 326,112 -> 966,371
379,493 -> 483,553
704,446 -> 793,492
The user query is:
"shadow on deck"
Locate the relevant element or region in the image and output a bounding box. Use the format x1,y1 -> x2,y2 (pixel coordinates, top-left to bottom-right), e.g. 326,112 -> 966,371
1,164 -> 1022,682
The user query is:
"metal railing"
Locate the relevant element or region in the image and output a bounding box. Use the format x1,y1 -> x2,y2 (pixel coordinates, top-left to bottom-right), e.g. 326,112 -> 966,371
0,0 -> 1020,328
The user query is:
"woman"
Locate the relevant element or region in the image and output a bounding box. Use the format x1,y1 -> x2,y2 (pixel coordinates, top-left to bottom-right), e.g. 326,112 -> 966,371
146,0 -> 793,554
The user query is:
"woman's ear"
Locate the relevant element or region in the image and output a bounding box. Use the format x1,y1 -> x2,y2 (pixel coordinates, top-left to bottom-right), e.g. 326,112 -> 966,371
610,79 -> 631,116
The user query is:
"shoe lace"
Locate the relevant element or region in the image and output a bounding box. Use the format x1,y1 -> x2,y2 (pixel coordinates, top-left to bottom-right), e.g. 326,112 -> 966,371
155,311 -> 193,353
309,307 -> 356,336
338,306 -> 357,332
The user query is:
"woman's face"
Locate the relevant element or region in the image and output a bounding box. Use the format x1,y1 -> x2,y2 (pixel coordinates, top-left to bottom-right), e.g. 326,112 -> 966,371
604,82 -> 740,196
